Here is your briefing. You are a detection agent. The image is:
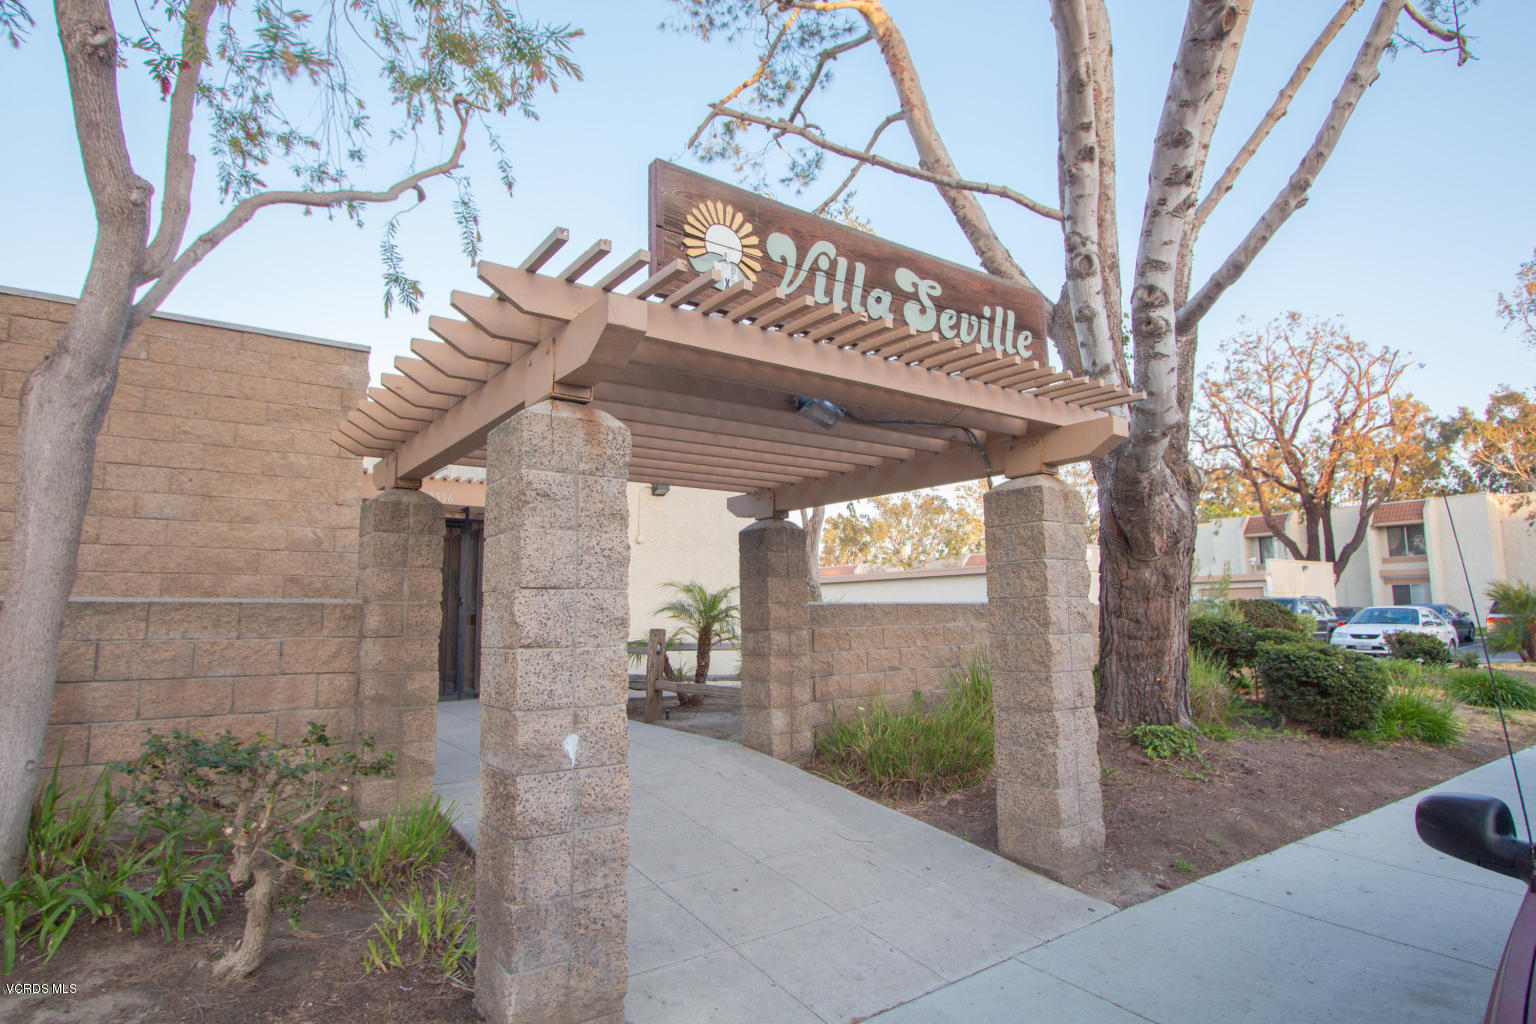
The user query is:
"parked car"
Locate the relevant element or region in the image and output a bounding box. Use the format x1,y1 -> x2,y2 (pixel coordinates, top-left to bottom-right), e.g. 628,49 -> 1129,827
1332,605 -> 1361,626
1489,600 -> 1509,634
1329,605 -> 1459,656
1264,595 -> 1342,636
1426,603 -> 1478,644
1416,793 -> 1536,1022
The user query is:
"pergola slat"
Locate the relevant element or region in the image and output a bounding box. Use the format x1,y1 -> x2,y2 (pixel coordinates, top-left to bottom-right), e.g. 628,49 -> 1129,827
629,259 -> 689,300
595,249 -> 652,292
972,358 -> 1039,384
368,386 -> 435,423
428,316 -> 521,365
396,356 -> 476,398
558,238 -> 613,283
413,337 -> 498,383
625,421 -> 882,468
519,227 -> 569,272
665,270 -> 725,308
630,435 -> 853,474
382,373 -> 456,411
693,276 -> 755,316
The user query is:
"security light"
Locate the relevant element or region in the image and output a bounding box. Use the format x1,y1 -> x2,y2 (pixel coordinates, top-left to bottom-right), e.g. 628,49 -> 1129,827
794,396 -> 844,430
650,483 -> 671,496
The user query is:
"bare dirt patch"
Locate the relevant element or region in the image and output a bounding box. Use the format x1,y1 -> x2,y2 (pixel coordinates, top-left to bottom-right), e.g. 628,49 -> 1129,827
889,700 -> 1536,907
1,842 -> 479,1024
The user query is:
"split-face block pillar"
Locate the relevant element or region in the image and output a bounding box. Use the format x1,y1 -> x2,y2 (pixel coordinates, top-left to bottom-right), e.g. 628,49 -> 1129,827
475,400 -> 632,1024
738,516 -> 812,760
356,487 -> 444,820
984,473 -> 1104,883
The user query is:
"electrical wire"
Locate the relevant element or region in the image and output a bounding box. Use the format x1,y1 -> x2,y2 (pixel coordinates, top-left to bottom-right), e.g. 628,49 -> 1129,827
1443,495 -> 1533,849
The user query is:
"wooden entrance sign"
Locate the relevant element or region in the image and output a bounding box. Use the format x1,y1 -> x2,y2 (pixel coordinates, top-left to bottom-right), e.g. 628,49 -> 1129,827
648,161 -> 1049,366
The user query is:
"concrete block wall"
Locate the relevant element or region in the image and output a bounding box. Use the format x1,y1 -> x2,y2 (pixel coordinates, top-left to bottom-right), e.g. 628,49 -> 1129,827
41,598 -> 361,785
804,602 -> 987,735
0,288 -> 368,600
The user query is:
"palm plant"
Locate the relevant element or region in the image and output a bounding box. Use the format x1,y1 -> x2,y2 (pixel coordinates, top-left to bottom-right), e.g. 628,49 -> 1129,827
1487,581 -> 1536,662
656,582 -> 740,686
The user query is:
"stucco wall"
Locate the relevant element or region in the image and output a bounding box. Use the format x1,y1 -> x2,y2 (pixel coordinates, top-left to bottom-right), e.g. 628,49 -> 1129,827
1,287 -> 369,600
804,602 -> 986,733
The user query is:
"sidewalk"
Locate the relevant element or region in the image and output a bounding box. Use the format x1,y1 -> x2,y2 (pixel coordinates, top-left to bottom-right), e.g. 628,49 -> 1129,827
872,744 -> 1536,1023
436,700 -> 1535,1023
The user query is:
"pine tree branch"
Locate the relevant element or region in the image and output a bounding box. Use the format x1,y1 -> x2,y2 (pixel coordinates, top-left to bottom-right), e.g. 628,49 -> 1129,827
709,103 -> 1062,221
131,100 -> 475,330
812,110 -> 902,215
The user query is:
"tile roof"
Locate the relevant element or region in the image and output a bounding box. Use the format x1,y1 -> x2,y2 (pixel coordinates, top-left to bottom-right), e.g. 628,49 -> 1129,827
1372,499 -> 1424,526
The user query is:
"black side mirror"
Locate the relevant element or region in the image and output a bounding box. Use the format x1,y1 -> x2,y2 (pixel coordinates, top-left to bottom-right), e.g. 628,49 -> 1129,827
1416,793 -> 1536,885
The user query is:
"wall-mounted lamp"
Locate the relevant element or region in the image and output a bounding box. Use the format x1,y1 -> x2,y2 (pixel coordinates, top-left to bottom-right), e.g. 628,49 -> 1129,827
650,483 -> 671,497
794,395 -> 845,430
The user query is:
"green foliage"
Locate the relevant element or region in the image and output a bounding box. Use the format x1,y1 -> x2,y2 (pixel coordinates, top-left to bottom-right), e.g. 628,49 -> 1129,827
1235,599 -> 1306,634
0,769 -> 227,974
1252,626 -> 1322,650
365,873 -> 476,986
815,655 -> 993,796
1188,616 -> 1256,671
820,486 -> 985,570
119,724 -> 392,975
1385,632 -> 1452,664
656,581 -> 740,686
1171,859 -> 1198,875
1257,645 -> 1387,736
1131,724 -> 1201,762
0,0 -> 31,47
1365,685 -> 1464,746
1188,648 -> 1235,726
1487,581 -> 1536,662
1441,667 -> 1536,710
358,794 -> 456,892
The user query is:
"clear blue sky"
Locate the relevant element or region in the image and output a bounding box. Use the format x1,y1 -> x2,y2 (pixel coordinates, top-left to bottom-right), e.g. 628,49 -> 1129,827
1,0 -> 1531,419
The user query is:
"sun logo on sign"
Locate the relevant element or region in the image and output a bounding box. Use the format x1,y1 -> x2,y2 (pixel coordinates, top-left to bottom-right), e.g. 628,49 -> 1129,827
682,201 -> 763,289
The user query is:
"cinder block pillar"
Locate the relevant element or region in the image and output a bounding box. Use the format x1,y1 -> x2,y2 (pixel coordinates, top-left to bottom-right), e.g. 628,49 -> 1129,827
984,474 -> 1104,883
738,517 -> 812,760
475,401 -> 631,1024
356,487 -> 443,820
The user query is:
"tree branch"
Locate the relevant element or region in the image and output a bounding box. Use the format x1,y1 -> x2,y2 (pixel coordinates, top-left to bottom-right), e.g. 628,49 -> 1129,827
1404,1 -> 1472,64
710,103 -> 1062,222
685,10 -> 803,150
1191,0 -> 1363,239
1125,0 -> 1240,474
812,110 -> 903,215
141,0 -> 216,284
1178,0 -> 1408,331
782,30 -> 871,128
130,100 -> 475,330
1050,0 -> 1116,382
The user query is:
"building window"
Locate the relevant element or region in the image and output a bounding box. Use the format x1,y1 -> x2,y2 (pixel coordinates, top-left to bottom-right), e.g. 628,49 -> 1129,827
1391,582 -> 1429,605
1385,523 -> 1426,557
1256,535 -> 1280,566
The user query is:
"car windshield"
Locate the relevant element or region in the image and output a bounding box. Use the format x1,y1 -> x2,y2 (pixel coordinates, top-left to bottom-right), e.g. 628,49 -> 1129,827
1431,605 -> 1464,617
1352,607 -> 1419,625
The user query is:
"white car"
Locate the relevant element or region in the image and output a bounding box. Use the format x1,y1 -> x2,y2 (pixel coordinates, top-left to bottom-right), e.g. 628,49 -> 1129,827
1329,605 -> 1459,656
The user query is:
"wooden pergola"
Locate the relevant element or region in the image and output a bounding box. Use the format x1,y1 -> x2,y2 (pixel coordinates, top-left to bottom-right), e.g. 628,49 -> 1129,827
332,229 -> 1142,515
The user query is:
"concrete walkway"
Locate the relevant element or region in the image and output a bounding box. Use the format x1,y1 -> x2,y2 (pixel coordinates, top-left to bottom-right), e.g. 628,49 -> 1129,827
436,700 -> 1536,1023
434,700 -> 1114,1022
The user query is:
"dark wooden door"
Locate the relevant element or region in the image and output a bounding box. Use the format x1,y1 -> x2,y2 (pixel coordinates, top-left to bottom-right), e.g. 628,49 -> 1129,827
439,517 -> 484,700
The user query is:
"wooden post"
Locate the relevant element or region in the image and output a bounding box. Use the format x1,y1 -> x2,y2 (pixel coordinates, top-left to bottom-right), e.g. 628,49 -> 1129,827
644,627 -> 665,724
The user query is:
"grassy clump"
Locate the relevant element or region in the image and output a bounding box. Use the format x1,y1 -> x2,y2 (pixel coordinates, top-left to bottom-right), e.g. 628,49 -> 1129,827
0,769 -> 228,974
1188,648 -> 1236,726
815,655 -> 993,796
365,872 -> 476,987
1364,685 -> 1465,747
1441,667 -> 1536,710
359,794 -> 457,892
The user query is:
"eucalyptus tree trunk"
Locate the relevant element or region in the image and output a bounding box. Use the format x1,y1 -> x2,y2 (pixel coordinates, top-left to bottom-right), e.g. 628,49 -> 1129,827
0,0 -> 152,882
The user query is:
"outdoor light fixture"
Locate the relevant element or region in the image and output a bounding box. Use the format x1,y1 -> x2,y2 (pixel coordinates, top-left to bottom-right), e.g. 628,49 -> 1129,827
794,395 -> 845,430
651,483 -> 671,496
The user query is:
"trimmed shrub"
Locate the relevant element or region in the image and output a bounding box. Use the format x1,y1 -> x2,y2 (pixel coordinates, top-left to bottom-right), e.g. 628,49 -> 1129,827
1252,626 -> 1323,651
1189,616 -> 1256,668
1441,667 -> 1536,710
1236,599 -> 1306,634
1257,644 -> 1386,736
1385,631 -> 1451,664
